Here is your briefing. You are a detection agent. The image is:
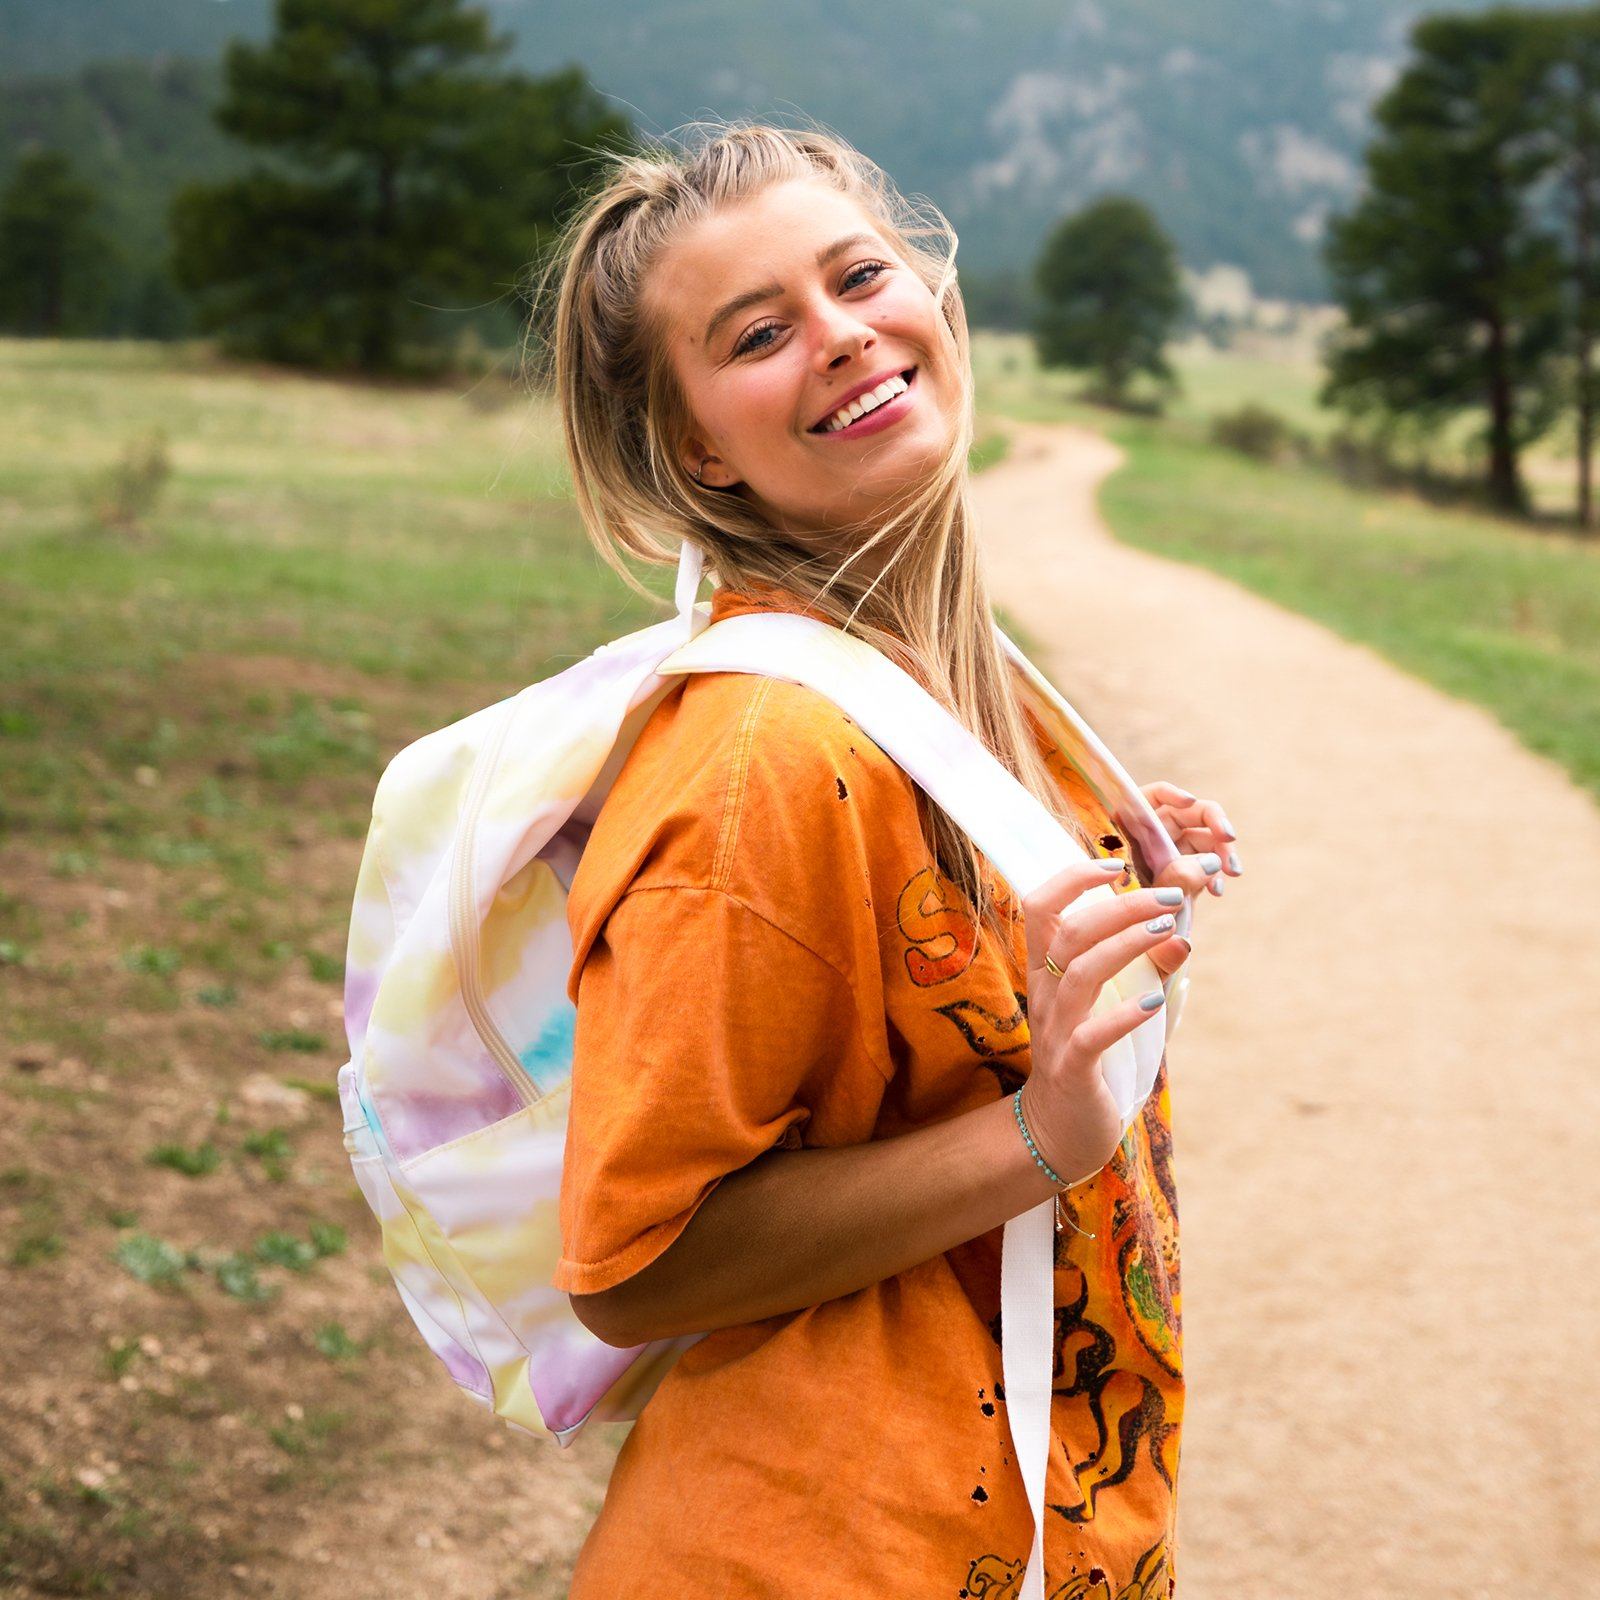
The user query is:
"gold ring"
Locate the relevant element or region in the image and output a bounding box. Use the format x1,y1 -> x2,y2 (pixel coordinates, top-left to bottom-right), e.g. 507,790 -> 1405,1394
1044,952 -> 1065,978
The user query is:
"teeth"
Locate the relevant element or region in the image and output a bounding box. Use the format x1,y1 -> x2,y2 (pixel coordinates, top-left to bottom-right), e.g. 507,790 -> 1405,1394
823,372 -> 909,432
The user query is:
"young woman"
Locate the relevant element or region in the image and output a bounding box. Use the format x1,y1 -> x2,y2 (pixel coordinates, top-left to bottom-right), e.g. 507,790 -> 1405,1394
532,120 -> 1241,1600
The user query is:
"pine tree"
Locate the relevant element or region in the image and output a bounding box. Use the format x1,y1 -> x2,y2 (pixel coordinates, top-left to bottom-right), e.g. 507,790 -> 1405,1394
1322,11 -> 1566,516
0,148 -> 111,336
169,0 -> 630,374
1519,8 -> 1600,532
1031,195 -> 1184,411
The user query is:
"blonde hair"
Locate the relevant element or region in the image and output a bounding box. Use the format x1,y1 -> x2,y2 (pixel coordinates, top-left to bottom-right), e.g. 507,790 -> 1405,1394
523,116 -> 1095,950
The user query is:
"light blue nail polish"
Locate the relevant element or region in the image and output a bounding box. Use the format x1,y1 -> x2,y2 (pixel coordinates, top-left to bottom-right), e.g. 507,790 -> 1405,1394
1198,852 -> 1221,874
1226,849 -> 1241,874
1154,887 -> 1184,906
1145,915 -> 1175,934
1138,990 -> 1165,1011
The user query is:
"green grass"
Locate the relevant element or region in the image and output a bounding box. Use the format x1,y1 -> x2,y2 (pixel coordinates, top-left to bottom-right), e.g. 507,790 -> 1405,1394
972,329 -> 1600,807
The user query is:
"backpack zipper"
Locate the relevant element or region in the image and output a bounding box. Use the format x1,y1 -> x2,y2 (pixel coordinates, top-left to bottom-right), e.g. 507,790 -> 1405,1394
448,697 -> 538,1110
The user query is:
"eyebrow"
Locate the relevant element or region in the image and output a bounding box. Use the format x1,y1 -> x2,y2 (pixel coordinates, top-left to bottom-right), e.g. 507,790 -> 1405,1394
701,231 -> 882,351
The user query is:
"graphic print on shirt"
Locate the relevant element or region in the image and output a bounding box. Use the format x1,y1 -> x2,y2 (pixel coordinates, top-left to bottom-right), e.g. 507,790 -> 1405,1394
1007,1063 -> 1181,1530
958,1529 -> 1172,1599
896,865 -> 1031,1091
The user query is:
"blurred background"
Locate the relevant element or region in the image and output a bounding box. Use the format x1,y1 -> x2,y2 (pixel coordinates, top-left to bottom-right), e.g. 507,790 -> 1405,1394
2,2 -> 1598,1597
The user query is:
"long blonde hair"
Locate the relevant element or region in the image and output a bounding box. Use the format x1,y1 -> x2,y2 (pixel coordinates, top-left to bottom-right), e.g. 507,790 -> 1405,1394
523,117 -> 1095,950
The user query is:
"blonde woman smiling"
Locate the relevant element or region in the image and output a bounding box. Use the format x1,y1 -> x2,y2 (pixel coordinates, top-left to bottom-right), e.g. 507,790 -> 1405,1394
534,120 -> 1240,1600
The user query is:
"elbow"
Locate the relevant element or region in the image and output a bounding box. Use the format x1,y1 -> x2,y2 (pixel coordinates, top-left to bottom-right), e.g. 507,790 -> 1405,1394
568,1286 -> 645,1350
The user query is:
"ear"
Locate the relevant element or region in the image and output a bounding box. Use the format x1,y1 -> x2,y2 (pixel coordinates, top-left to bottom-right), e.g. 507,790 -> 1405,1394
680,436 -> 739,491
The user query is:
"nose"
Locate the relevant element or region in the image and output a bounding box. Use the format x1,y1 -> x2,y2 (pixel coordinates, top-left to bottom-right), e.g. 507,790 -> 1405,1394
813,306 -> 877,372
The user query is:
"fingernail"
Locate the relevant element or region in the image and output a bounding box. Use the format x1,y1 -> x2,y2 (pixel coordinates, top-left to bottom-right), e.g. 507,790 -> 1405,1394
1207,875 -> 1224,897
1197,852 -> 1221,875
1170,787 -> 1196,801
1097,857 -> 1126,872
1154,887 -> 1184,906
1138,990 -> 1166,1011
1226,848 -> 1241,875
1217,812 -> 1237,841
1174,936 -> 1192,957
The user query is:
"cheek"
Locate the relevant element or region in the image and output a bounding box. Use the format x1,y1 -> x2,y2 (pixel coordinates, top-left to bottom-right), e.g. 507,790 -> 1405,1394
723,359 -> 808,443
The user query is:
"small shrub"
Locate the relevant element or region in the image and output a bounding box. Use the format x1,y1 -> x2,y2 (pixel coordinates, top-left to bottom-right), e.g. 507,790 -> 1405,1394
313,1321 -> 363,1362
145,1141 -> 221,1178
11,1229 -> 64,1267
308,1220 -> 347,1258
84,427 -> 173,534
101,1337 -> 140,1380
254,1231 -> 317,1272
212,1252 -> 277,1303
114,1231 -> 189,1288
242,1126 -> 294,1182
305,951 -> 344,984
1209,402 -> 1293,462
258,1029 -> 325,1053
123,945 -> 182,977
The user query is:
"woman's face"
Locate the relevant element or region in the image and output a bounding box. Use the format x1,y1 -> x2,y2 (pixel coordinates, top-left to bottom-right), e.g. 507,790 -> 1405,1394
645,179 -> 964,546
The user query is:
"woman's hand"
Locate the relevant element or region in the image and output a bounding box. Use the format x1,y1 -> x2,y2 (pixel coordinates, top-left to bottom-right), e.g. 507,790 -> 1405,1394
1134,780 -> 1241,979
1139,780 -> 1241,898
1017,857 -> 1185,1186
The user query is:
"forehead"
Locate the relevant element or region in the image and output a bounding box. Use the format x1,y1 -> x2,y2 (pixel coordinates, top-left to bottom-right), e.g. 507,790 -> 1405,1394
649,181 -> 888,357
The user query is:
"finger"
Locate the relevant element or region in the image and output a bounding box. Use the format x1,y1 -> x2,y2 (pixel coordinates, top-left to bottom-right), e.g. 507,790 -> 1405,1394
1046,906 -> 1183,1009
1153,852 -> 1221,897
1021,855 -> 1128,972
1143,781 -> 1198,809
1145,933 -> 1191,977
1043,885 -> 1184,989
1066,984 -> 1167,1066
1174,824 -> 1243,868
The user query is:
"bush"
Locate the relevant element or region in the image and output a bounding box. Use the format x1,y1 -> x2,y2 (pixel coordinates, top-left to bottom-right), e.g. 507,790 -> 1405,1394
1209,402 -> 1295,462
82,427 -> 173,534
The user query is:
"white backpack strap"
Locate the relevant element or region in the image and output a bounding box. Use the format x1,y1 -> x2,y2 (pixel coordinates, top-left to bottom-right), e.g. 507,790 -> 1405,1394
1003,1198 -> 1056,1600
675,539 -> 708,639
658,608 -> 1167,1599
660,610 -> 1082,898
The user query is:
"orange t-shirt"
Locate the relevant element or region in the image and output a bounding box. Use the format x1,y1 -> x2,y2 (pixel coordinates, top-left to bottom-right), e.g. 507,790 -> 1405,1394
554,580 -> 1184,1599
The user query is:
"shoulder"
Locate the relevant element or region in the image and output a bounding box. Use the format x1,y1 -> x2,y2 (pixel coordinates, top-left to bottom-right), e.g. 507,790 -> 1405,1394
568,669 -> 927,965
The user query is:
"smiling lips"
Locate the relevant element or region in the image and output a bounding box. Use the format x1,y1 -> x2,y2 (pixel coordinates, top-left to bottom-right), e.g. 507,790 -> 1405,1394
809,366 -> 918,436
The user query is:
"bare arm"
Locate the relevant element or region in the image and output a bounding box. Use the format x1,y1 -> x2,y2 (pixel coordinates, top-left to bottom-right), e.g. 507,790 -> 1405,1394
568,853 -> 1200,1349
570,1090 -> 1063,1348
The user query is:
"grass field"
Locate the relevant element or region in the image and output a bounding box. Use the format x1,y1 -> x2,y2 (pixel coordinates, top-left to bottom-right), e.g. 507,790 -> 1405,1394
2,330 -> 1597,1595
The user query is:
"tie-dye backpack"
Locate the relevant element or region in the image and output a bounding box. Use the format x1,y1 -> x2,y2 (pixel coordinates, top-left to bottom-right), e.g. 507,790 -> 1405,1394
336,539 -> 1190,1600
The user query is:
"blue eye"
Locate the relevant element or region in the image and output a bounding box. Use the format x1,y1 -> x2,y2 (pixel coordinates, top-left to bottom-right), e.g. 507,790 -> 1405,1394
733,260 -> 890,357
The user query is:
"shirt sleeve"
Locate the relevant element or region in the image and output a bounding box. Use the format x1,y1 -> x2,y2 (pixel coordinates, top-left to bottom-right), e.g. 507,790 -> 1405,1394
552,882 -> 862,1297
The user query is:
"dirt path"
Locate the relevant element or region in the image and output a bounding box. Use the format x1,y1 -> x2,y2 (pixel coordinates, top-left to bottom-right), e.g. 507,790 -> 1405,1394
972,419 -> 1600,1599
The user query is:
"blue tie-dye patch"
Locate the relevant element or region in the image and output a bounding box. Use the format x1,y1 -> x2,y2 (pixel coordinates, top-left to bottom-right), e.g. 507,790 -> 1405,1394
518,1002 -> 576,1094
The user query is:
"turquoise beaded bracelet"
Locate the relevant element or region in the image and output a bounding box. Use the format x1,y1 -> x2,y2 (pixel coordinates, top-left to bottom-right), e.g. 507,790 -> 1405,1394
1012,1087 -> 1098,1192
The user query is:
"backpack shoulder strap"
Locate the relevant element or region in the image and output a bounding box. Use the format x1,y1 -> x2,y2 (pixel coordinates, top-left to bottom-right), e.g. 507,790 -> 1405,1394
659,609 -> 1089,899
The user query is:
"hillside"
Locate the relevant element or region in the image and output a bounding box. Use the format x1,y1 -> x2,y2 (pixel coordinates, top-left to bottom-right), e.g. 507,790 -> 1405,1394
0,0 -> 1537,303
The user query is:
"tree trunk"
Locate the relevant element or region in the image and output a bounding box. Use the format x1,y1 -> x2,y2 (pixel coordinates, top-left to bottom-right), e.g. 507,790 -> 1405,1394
1575,109 -> 1597,530
1484,312 -> 1527,513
